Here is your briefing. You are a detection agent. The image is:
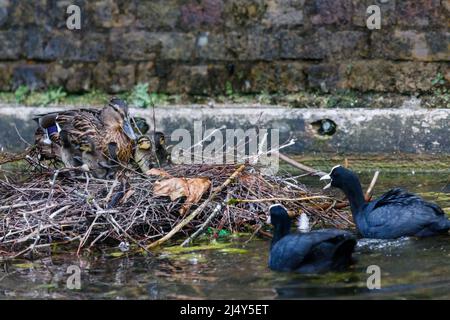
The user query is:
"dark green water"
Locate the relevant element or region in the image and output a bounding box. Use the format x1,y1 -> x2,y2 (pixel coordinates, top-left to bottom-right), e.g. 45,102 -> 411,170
0,171 -> 449,299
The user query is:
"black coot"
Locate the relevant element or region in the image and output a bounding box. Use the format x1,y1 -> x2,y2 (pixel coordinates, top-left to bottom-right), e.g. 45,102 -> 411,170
268,204 -> 356,273
320,165 -> 450,239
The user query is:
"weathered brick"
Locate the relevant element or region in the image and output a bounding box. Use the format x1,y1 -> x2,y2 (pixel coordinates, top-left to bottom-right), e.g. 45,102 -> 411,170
207,64 -> 231,94
179,0 -> 224,30
0,62 -> 13,91
281,29 -> 367,60
195,33 -> 228,60
328,31 -> 369,59
25,30 -> 107,62
245,62 -> 279,93
223,0 -> 268,29
88,0 -> 136,28
0,0 -> 11,28
397,0 -> 448,28
12,63 -> 48,90
345,60 -> 441,93
394,62 -> 441,93
277,62 -> 307,92
165,65 -> 211,94
226,30 -> 279,60
280,30 -> 327,60
137,61 -> 160,91
352,0 -> 396,27
135,0 -> 181,30
47,63 -> 92,92
110,30 -> 160,61
8,1 -> 50,27
93,62 -> 135,93
305,0 -> 353,26
263,0 -> 305,28
371,30 -> 450,62
305,64 -> 343,92
47,0 -> 85,29
159,32 -> 196,61
0,30 -> 22,59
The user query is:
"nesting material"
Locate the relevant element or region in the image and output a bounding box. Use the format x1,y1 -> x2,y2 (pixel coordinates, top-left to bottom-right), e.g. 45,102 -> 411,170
0,161 -> 354,259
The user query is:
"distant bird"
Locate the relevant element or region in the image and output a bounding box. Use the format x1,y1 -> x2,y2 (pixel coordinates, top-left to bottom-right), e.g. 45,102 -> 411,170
153,131 -> 171,167
320,165 -> 450,239
268,204 -> 356,273
33,98 -> 137,171
133,135 -> 154,173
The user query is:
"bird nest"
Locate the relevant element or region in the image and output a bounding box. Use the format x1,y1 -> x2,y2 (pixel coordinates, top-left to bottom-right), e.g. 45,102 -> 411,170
0,159 -> 354,259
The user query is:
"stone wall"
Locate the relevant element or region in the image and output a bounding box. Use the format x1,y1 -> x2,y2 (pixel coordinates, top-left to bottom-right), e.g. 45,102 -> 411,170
0,0 -> 449,95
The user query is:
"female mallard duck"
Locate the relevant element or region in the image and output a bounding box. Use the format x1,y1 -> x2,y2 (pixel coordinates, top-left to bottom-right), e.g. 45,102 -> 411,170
33,98 -> 137,171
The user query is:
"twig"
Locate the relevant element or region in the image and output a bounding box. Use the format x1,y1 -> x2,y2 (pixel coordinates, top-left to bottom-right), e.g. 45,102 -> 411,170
0,200 -> 48,211
49,205 -> 72,220
14,124 -> 32,147
365,171 -> 380,201
180,203 -> 223,247
229,195 -> 330,204
274,152 -> 327,177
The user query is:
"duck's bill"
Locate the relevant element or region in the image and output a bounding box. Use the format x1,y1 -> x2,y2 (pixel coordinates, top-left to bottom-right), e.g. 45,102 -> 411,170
123,118 -> 137,140
320,174 -> 332,190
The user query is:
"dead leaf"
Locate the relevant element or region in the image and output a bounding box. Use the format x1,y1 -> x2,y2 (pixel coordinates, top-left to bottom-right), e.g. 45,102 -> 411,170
182,177 -> 212,215
153,177 -> 211,215
154,178 -> 188,201
146,168 -> 172,178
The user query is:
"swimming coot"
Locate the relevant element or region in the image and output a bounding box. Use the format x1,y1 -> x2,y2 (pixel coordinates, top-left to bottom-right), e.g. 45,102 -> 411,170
268,204 -> 356,273
320,165 -> 450,239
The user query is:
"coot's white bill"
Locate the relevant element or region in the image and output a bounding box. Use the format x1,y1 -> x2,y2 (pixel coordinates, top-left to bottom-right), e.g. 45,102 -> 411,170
320,174 -> 332,190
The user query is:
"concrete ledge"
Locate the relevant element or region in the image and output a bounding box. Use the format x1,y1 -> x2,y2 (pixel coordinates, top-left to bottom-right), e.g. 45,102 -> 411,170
0,104 -> 449,154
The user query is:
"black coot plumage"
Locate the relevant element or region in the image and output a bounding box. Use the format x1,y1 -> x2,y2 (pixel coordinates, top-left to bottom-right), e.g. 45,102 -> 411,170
268,204 -> 356,273
320,165 -> 450,239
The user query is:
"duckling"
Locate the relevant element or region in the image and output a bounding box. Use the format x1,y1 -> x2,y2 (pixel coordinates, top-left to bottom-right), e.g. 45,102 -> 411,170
133,135 -> 154,173
79,137 -> 111,179
59,130 -> 83,168
268,204 -> 356,273
154,131 -> 171,167
320,165 -> 450,239
131,117 -> 150,135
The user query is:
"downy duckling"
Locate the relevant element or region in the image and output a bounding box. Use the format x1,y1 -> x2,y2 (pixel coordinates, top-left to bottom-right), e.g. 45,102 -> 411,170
79,138 -> 112,179
154,131 -> 171,167
59,130 -> 83,168
134,135 -> 154,173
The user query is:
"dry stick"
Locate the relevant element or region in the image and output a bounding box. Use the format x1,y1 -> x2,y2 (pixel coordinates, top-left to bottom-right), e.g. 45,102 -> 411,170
49,205 -> 72,220
0,200 -> 48,211
180,203 -> 222,247
146,164 -> 246,250
274,152 -> 327,177
365,171 -> 380,201
230,195 -> 331,204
